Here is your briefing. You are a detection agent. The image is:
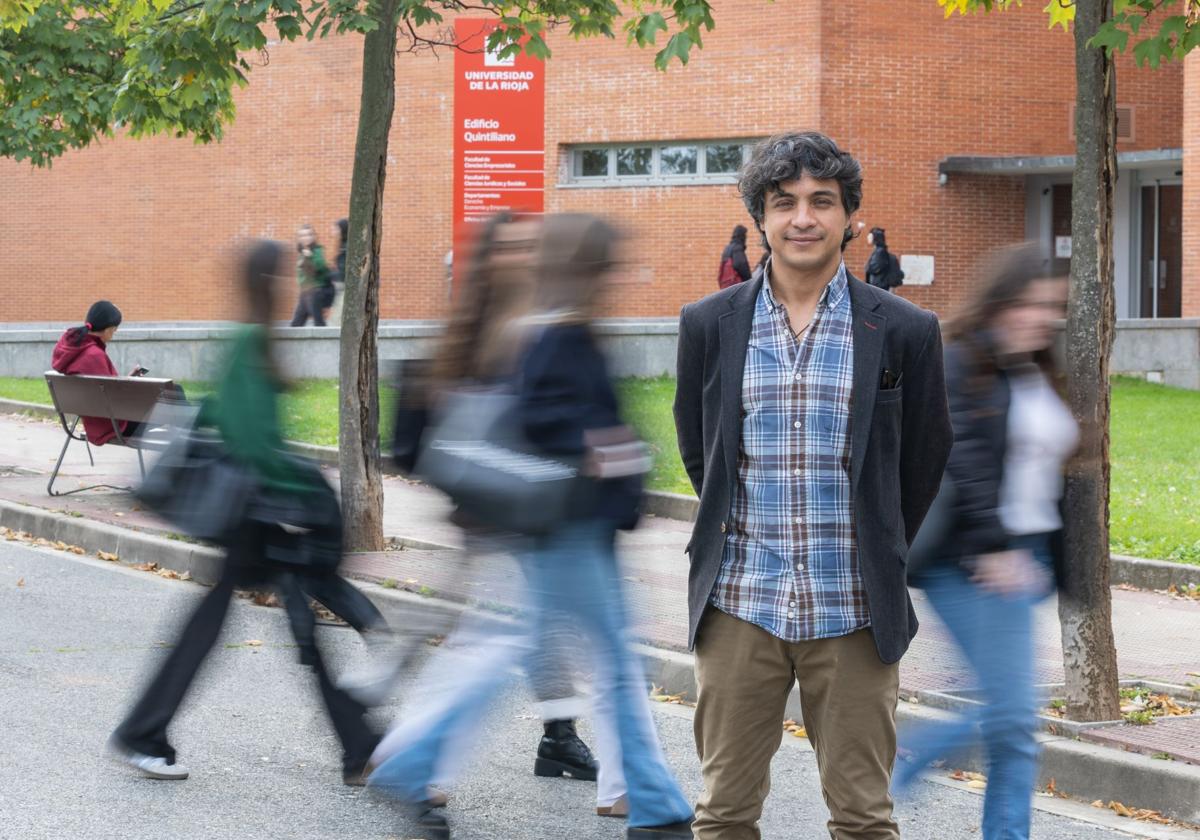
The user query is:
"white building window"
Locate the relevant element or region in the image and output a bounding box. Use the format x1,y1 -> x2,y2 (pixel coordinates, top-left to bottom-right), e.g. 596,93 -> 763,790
562,140 -> 759,186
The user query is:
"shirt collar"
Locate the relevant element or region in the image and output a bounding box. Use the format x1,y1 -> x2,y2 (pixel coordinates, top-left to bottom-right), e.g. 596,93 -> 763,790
762,258 -> 849,313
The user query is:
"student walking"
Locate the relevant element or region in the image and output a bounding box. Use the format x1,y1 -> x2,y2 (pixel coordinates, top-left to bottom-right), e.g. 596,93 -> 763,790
291,224 -> 332,327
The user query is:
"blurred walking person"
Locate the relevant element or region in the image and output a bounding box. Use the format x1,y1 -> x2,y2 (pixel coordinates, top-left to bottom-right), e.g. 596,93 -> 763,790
110,240 -> 379,783
390,211 -> 601,779
895,243 -> 1076,840
291,223 -> 332,326
371,214 -> 693,840
717,224 -> 752,289
328,217 -> 349,326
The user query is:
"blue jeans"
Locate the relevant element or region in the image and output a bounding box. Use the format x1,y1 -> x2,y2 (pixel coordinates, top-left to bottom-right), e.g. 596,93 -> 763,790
895,534 -> 1051,840
368,519 -> 692,829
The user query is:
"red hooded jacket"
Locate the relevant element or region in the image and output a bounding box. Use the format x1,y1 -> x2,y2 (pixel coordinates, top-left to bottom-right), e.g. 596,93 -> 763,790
50,330 -> 128,445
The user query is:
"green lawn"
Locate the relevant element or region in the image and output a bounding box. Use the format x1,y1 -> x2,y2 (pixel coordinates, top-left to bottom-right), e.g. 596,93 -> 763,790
1109,376 -> 1200,564
4,373 -> 1198,565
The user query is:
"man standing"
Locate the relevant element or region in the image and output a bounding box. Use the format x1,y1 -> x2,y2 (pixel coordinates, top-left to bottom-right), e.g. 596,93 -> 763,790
673,132 -> 952,839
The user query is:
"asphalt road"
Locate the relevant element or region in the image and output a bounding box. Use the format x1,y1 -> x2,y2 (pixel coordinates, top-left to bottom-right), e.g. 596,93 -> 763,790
0,539 -> 1181,840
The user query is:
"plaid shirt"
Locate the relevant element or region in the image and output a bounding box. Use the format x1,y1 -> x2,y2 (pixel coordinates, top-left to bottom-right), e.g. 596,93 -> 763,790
709,262 -> 871,642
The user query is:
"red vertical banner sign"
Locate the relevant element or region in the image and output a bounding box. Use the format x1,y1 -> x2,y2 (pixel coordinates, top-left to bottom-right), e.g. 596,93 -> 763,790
453,19 -> 546,288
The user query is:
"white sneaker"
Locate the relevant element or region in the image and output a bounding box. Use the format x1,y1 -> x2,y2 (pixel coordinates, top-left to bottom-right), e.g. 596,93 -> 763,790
116,748 -> 190,780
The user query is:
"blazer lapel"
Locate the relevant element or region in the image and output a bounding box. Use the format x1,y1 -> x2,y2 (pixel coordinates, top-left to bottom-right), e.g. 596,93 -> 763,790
848,276 -> 885,492
718,277 -> 762,482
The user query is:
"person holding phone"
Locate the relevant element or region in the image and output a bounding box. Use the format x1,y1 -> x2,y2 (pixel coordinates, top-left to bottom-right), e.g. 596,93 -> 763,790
51,300 -> 185,444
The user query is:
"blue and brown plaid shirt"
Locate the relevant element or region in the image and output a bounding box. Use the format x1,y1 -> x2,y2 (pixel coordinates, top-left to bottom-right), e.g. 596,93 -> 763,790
709,262 -> 871,642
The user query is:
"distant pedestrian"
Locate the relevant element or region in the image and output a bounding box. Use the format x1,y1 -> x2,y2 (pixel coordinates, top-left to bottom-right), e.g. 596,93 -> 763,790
865,227 -> 905,292
291,223 -> 332,327
674,132 -> 952,840
896,244 -> 1075,840
110,240 -> 380,784
327,217 -> 349,325
717,224 -> 752,289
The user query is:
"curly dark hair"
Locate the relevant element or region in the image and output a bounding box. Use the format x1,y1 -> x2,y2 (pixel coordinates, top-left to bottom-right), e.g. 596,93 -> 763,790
738,132 -> 863,228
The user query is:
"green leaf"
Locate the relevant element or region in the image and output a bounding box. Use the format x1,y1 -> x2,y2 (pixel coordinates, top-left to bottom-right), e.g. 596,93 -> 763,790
654,30 -> 692,69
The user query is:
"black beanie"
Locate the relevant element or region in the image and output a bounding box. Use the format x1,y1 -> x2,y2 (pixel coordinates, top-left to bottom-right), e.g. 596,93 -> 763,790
84,300 -> 122,333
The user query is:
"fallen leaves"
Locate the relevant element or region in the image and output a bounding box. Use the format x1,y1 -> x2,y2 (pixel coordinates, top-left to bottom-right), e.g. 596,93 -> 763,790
97,550 -> 118,562
1093,800 -> 1174,824
949,769 -> 987,789
1120,687 -> 1194,723
782,719 -> 807,738
128,561 -> 191,580
649,685 -> 694,706
244,639 -> 263,647
16,577 -> 24,588
0,526 -> 90,556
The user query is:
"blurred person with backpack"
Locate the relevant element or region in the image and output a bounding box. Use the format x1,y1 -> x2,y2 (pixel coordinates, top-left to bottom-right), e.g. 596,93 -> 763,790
717,224 -> 752,289
864,227 -> 905,292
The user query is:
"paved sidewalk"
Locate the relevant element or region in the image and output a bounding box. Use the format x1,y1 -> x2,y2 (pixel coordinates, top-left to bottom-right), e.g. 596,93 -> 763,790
4,411 -> 1200,767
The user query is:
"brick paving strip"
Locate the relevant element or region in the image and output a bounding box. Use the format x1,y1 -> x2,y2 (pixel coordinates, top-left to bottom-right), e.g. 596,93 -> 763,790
3,411 -> 1200,823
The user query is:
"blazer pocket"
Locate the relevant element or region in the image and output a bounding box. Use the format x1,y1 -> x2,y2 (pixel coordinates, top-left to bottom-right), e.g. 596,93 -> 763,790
876,385 -> 904,404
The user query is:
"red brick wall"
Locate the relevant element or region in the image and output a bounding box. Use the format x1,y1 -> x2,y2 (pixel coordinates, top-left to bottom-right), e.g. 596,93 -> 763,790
0,0 -> 1183,323
1184,53 -> 1200,317
820,0 -> 1183,318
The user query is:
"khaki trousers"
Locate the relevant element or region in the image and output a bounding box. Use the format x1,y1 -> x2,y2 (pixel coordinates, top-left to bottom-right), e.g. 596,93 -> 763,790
692,607 -> 901,840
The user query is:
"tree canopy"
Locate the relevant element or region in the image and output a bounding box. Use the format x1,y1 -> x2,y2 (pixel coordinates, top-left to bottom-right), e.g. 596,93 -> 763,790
0,0 -> 716,166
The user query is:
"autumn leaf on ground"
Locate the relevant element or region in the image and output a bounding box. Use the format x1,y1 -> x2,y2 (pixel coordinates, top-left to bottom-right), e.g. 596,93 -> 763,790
244,639 -> 263,647
782,719 -> 807,738
649,685 -> 692,706
16,577 -> 24,588
950,769 -> 987,788
97,550 -> 118,562
133,562 -> 158,572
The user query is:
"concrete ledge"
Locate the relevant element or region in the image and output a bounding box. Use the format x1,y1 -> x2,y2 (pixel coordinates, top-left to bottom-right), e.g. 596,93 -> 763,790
643,491 -> 699,523
1111,554 -> 1200,590
0,398 -> 57,420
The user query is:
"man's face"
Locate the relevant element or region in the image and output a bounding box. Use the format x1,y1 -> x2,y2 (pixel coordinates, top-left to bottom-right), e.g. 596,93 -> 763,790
761,174 -> 851,278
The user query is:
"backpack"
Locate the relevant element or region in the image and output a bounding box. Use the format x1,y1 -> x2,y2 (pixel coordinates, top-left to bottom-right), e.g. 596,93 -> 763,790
717,257 -> 741,289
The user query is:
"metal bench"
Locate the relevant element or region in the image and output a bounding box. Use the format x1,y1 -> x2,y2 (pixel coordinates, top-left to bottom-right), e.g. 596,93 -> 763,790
44,371 -> 179,496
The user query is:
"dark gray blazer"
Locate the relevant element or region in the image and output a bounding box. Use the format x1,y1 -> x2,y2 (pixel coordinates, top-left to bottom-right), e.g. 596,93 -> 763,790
673,273 -> 952,664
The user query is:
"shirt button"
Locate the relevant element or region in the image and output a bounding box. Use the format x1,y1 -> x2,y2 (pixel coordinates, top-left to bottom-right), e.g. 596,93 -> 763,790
793,468 -> 801,476
796,562 -> 805,571
794,374 -> 802,382
789,601 -> 796,607
793,421 -> 802,429
794,516 -> 803,525
787,611 -> 796,618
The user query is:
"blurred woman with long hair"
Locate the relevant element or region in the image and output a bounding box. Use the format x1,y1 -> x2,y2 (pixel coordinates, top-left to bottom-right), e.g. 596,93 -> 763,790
896,243 -> 1077,840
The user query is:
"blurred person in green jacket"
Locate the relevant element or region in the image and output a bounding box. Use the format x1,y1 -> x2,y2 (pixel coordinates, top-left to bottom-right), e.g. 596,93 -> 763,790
110,240 -> 382,785
290,223 -> 332,327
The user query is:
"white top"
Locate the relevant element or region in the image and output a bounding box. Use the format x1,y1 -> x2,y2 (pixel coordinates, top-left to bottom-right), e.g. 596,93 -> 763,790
998,367 -> 1080,536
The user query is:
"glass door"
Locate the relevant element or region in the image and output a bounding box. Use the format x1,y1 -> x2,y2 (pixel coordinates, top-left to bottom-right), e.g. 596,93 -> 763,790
1139,182 -> 1183,318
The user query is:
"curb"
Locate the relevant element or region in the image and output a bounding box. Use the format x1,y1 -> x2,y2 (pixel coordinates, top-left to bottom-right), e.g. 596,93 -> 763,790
4,497 -> 1199,824
0,499 -> 225,584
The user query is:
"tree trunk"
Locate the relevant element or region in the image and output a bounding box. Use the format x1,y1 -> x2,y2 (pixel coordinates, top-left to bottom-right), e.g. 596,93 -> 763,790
338,0 -> 398,552
1059,0 -> 1121,723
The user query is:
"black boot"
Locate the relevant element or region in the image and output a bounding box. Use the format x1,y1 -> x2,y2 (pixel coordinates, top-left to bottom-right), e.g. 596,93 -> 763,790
534,719 -> 599,781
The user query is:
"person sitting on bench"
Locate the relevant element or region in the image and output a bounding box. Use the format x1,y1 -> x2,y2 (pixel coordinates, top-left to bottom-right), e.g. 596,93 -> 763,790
50,300 -> 184,444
